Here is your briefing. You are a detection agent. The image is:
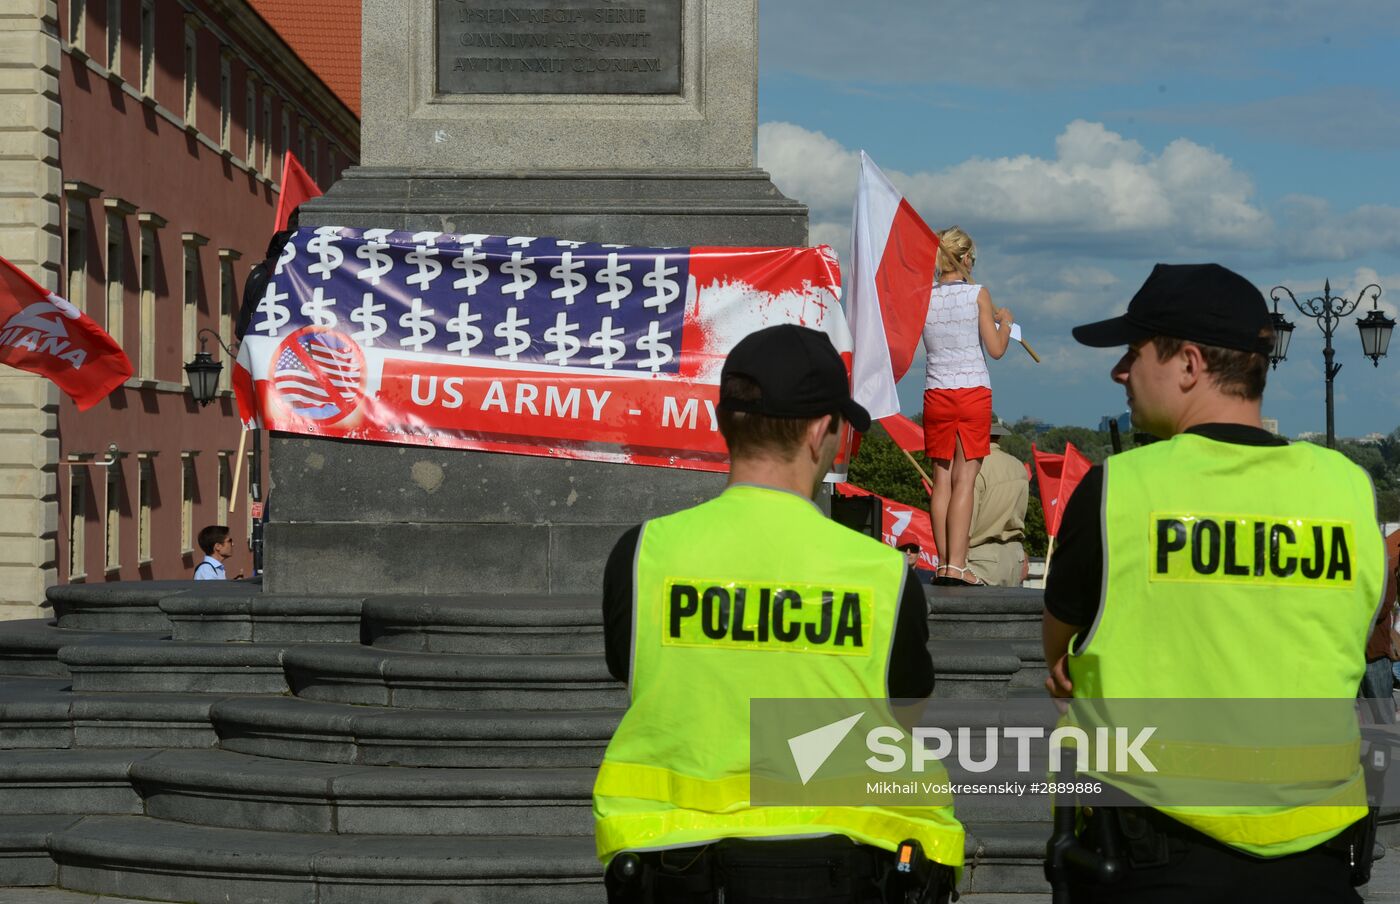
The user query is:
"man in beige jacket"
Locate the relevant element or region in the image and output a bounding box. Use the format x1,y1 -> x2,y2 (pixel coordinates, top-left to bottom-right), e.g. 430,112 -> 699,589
966,422 -> 1029,586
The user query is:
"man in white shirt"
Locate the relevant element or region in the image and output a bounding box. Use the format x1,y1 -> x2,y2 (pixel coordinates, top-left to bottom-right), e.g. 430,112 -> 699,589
194,525 -> 239,580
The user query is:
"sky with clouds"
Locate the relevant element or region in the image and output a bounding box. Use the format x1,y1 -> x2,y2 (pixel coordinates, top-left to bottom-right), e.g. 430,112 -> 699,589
754,0 -> 1400,438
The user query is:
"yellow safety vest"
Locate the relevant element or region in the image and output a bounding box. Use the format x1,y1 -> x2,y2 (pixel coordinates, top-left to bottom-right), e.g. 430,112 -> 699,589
593,484 -> 964,868
1069,434 -> 1384,856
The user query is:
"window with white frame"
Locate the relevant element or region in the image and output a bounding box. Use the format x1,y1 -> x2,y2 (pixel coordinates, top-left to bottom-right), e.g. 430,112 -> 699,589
137,456 -> 153,563
183,23 -> 197,127
70,0 -> 87,52
139,0 -> 154,96
65,196 -> 87,313
106,0 -> 121,76
217,452 -> 231,526
181,453 -> 196,554
69,463 -> 87,580
262,96 -> 274,177
219,52 -> 231,151
245,79 -> 257,164
105,210 -> 124,349
218,251 -> 238,391
138,222 -> 156,379
105,462 -> 121,572
182,233 -> 205,368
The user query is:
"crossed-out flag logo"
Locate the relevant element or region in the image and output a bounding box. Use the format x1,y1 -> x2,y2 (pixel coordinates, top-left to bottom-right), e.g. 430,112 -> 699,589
270,326 -> 365,424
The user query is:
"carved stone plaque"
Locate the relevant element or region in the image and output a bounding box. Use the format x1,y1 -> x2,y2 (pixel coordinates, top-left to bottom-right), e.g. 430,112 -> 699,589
436,0 -> 683,95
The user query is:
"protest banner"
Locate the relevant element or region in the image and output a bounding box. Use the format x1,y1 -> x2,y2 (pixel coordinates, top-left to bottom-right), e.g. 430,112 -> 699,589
234,228 -> 848,472
834,482 -> 939,569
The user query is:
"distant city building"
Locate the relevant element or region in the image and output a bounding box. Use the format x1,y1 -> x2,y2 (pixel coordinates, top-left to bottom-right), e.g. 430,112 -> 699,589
1260,417 -> 1279,435
0,1 -> 360,613
1358,432 -> 1387,445
1098,412 -> 1131,433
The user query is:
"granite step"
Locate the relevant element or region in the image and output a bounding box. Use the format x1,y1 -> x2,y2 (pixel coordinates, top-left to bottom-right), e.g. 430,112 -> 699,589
130,748 -> 595,835
0,677 -> 229,750
364,594 -> 602,654
282,645 -> 625,710
49,815 -> 603,904
46,584 -> 190,633
211,695 -> 618,768
0,622 -> 168,679
159,590 -> 364,644
928,639 -> 1024,699
926,586 -> 1044,641
0,749 -> 155,816
0,816 -> 80,887
59,641 -> 290,695
0,678 -> 78,749
961,822 -> 1053,895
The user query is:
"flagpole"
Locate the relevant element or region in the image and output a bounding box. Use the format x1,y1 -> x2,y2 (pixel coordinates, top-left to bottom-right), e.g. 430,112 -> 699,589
895,444 -> 934,488
228,427 -> 248,515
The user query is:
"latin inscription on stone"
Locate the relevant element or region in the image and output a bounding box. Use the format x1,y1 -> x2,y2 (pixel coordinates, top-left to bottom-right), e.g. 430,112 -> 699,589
437,0 -> 683,95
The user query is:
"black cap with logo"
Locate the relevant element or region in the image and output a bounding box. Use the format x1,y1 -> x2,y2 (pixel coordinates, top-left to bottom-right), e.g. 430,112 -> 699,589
1072,263 -> 1273,354
719,324 -> 872,432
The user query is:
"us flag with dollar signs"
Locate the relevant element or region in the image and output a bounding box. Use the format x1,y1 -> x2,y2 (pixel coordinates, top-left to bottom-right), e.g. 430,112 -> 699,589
233,227 -> 849,473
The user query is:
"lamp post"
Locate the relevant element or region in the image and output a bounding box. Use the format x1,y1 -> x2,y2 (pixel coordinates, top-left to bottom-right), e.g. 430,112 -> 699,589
1268,280 -> 1394,448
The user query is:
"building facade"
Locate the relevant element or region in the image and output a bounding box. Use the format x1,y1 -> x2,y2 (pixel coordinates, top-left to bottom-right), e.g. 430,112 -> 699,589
0,0 -> 359,615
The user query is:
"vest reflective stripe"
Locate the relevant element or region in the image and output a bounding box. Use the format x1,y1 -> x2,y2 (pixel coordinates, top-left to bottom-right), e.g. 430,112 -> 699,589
593,484 -> 963,867
1073,435 -> 1383,857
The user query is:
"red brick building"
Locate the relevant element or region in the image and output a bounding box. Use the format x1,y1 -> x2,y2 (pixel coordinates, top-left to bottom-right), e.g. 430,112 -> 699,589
0,0 -> 360,615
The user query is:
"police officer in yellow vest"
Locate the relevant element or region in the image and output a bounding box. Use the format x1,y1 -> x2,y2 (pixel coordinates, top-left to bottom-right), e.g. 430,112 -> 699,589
1041,264 -> 1387,903
595,324 -> 964,903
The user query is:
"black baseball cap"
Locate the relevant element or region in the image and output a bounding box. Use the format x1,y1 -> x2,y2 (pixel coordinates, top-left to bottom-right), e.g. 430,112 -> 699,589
1072,263 -> 1273,354
719,324 -> 872,432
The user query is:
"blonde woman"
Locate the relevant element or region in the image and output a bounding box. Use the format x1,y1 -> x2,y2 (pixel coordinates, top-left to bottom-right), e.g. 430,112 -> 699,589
921,227 -> 1015,585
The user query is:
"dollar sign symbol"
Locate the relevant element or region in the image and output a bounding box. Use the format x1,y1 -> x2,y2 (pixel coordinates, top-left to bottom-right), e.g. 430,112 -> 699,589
355,228 -> 395,286
405,231 -> 443,292
635,320 -> 674,372
254,281 -> 291,336
446,302 -> 483,356
588,316 -> 626,369
642,256 -> 681,314
494,306 -> 532,362
501,252 -> 538,302
452,245 -> 490,295
550,252 -> 588,305
275,238 -> 297,276
398,298 -> 437,352
301,286 -> 339,328
350,292 -> 387,346
306,227 -> 345,281
596,253 -> 632,310
543,312 -> 581,367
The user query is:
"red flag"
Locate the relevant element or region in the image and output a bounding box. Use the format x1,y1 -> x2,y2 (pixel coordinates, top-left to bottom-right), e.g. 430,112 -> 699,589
273,152 -> 323,232
835,482 -> 939,568
1032,442 -> 1094,538
848,151 -> 939,420
878,412 -> 925,454
0,255 -> 132,410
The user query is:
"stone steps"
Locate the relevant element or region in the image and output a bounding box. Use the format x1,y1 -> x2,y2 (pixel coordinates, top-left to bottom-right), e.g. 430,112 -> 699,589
926,587 -> 1043,641
130,748 -> 596,836
46,583 -> 191,633
59,641 -> 290,695
160,591 -> 364,644
282,644 -> 625,710
364,593 -> 602,654
929,640 -> 1025,699
211,695 -> 618,768
49,815 -> 603,904
0,749 -> 154,816
0,621 -> 168,678
0,676 -> 230,750
0,815 -> 80,887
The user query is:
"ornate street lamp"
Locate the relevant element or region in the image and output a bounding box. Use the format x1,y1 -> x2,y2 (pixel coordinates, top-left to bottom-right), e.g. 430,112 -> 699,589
1269,280 -> 1385,448
182,329 -> 237,407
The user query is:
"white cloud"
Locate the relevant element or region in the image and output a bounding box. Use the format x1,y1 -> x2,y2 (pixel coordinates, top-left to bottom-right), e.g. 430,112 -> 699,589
759,119 -> 1272,257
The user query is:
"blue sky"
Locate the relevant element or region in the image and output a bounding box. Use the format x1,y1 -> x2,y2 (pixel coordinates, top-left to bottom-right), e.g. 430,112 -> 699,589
755,0 -> 1400,438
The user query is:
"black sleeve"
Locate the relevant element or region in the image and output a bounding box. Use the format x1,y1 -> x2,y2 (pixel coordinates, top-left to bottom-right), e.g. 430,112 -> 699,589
602,524 -> 642,683
888,569 -> 935,699
1044,466 -> 1104,628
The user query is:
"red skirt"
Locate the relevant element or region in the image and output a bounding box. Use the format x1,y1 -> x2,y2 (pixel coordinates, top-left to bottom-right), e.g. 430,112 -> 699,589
922,387 -> 992,460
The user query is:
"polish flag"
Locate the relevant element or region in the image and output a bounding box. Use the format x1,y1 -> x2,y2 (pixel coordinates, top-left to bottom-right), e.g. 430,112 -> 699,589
0,254 -> 132,410
847,151 -> 940,421
273,152 -> 323,232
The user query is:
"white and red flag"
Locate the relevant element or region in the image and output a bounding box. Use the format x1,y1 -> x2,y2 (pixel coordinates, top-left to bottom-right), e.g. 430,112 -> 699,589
847,151 -> 940,421
0,254 -> 131,410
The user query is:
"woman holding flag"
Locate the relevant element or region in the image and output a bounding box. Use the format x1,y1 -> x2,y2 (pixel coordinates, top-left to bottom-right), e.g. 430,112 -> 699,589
921,227 -> 1016,585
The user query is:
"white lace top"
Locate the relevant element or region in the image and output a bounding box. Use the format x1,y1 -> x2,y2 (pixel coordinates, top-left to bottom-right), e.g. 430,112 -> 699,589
923,281 -> 990,390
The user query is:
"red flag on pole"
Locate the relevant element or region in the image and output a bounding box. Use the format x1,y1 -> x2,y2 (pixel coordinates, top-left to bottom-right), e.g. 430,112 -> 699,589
273,152 -> 323,232
848,151 -> 940,421
1032,442 -> 1093,538
835,482 -> 939,569
0,255 -> 132,410
878,412 -> 925,454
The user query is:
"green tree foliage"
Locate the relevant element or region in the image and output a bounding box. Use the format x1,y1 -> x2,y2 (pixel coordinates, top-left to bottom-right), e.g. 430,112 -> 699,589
845,427 -> 932,509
